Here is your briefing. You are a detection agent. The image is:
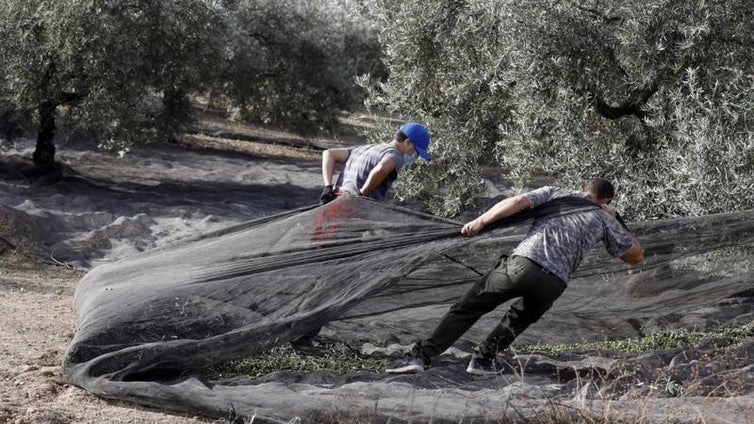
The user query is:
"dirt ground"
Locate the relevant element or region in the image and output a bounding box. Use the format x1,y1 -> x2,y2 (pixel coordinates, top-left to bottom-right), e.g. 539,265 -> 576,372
0,253 -> 221,424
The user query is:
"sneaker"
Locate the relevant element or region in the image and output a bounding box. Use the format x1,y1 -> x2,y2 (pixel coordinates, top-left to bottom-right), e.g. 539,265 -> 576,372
290,336 -> 317,348
385,354 -> 428,374
290,329 -> 322,350
466,355 -> 507,376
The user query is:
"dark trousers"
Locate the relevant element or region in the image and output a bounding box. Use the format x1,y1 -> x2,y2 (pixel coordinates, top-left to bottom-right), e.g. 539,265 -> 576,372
413,255 -> 567,362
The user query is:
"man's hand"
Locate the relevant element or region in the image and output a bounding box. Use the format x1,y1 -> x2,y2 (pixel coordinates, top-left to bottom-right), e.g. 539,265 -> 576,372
319,185 -> 337,204
461,218 -> 485,237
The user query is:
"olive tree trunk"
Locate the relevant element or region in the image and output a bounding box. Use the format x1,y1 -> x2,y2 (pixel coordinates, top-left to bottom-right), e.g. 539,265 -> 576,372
32,100 -> 57,165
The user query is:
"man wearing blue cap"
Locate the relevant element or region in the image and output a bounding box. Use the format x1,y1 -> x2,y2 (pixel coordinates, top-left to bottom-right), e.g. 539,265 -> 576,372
294,122 -> 431,349
319,121 -> 431,203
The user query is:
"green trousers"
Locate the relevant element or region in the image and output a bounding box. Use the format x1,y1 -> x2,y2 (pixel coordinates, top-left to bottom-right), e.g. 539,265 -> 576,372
413,255 -> 567,362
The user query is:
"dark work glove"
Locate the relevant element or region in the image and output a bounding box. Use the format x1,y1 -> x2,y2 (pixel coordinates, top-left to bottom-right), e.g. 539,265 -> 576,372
319,185 -> 337,204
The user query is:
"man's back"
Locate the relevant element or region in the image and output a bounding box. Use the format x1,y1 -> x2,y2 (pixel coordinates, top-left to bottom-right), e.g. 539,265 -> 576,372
513,186 -> 635,283
335,144 -> 402,200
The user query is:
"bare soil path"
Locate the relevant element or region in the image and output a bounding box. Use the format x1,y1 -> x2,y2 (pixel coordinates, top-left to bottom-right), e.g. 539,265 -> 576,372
0,253 -> 221,424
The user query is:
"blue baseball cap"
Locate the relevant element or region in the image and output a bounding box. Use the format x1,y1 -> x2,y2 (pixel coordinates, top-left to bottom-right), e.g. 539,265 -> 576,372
400,122 -> 431,161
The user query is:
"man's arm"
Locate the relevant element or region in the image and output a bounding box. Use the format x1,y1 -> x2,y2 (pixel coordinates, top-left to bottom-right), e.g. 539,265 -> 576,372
359,156 -> 396,196
461,194 -> 531,236
321,148 -> 350,186
620,236 -> 643,264
599,204 -> 643,264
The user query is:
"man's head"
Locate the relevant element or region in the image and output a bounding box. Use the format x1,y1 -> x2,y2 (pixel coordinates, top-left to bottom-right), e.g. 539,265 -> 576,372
395,122 -> 431,161
582,177 -> 615,205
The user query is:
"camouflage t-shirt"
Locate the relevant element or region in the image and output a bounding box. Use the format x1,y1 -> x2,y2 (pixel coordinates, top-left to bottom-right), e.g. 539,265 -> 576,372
335,144 -> 403,201
511,186 -> 635,283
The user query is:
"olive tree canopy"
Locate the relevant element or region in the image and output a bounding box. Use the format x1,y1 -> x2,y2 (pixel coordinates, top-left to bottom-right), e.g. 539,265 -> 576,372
220,0 -> 385,132
362,0 -> 754,220
0,0 -> 383,164
0,0 -> 226,164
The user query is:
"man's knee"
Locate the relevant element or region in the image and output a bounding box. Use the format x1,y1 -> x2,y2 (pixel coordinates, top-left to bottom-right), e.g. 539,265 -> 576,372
518,297 -> 556,322
448,282 -> 503,317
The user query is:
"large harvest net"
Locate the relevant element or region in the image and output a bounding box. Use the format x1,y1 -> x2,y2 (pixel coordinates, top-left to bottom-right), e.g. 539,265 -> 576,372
63,195 -> 754,422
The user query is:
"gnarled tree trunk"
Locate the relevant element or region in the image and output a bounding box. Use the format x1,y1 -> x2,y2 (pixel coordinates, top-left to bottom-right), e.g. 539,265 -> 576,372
32,100 -> 57,165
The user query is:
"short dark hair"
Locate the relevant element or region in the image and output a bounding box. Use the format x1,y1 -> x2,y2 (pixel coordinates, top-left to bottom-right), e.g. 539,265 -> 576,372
394,130 -> 409,142
586,177 -> 615,200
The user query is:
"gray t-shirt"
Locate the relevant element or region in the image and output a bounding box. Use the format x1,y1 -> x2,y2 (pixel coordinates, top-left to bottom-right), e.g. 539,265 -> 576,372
512,186 -> 635,283
335,144 -> 403,201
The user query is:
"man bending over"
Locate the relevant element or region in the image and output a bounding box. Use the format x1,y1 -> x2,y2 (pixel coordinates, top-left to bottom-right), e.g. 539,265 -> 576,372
387,177 -> 643,375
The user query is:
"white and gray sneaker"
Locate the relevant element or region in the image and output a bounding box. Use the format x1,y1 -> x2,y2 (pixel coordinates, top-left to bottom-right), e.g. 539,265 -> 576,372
386,354 -> 428,374
466,355 -> 507,376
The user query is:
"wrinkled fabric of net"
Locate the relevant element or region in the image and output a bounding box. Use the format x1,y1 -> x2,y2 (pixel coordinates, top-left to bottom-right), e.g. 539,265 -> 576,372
63,195 -> 754,423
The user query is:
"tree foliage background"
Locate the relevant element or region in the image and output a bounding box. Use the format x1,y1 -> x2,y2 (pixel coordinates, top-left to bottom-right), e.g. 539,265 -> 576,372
1,0 -> 752,221
0,0 -> 227,162
0,0 -> 382,163
220,0 -> 385,132
362,0 -> 754,220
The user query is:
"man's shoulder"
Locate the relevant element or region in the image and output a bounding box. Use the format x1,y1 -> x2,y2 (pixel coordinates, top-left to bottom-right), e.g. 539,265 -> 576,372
524,185 -> 575,195
376,143 -> 400,153
523,186 -> 577,207
354,143 -> 398,154
550,187 -> 580,197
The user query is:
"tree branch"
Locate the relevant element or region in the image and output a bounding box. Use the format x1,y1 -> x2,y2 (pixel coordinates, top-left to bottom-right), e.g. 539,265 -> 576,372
587,84 -> 657,120
249,31 -> 283,48
58,90 -> 87,105
576,5 -> 622,25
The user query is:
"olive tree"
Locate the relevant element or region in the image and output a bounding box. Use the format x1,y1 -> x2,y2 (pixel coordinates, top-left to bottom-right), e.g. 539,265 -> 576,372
0,0 -> 226,165
219,0 -> 385,132
500,0 -> 754,220
363,0 -> 754,219
0,0 -> 385,164
359,0 -> 511,215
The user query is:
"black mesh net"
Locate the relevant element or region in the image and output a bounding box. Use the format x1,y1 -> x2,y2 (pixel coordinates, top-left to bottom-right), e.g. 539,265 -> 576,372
63,195 -> 754,422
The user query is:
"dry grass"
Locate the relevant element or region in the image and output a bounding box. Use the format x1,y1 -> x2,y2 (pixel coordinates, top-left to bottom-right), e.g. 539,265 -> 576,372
177,133 -> 322,162
172,107 -> 390,162
0,251 -> 84,290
